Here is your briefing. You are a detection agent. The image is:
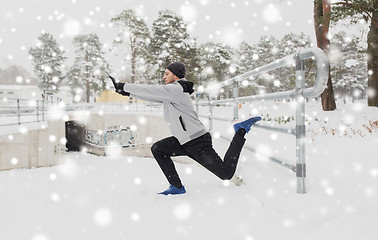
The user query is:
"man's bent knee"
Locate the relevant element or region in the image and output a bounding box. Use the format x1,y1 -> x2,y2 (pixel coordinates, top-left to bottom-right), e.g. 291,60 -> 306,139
151,142 -> 159,154
218,171 -> 234,181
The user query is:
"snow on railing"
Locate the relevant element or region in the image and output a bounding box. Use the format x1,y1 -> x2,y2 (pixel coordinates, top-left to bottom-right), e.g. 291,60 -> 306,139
193,47 -> 329,194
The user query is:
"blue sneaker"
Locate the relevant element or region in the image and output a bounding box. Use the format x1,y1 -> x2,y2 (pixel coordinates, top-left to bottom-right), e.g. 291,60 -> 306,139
158,185 -> 186,195
233,116 -> 262,133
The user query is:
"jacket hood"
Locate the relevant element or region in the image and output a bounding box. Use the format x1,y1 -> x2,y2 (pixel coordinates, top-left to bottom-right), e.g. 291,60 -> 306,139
177,79 -> 194,95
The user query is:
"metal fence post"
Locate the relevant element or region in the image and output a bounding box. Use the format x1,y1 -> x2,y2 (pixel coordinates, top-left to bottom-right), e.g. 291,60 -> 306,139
195,94 -> 199,114
208,95 -> 213,131
36,100 -> 39,122
42,99 -> 45,121
233,79 -> 239,120
17,99 -> 21,125
295,56 -> 306,194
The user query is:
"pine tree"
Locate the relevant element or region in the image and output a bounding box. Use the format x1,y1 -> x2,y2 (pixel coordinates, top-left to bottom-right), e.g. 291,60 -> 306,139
331,32 -> 367,102
198,42 -> 234,98
199,42 -> 233,82
279,32 -> 315,91
66,65 -> 82,102
69,34 -> 110,103
148,10 -> 200,83
29,32 -> 66,97
252,35 -> 281,93
331,0 -> 378,107
237,41 -> 260,74
236,34 -> 314,96
110,9 -> 150,83
236,41 -> 262,96
0,65 -> 37,85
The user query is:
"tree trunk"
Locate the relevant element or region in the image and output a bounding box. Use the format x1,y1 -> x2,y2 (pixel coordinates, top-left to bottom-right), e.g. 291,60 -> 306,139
130,36 -> 136,84
86,53 -> 90,103
131,50 -> 136,83
86,79 -> 90,103
314,0 -> 337,111
367,0 -> 378,107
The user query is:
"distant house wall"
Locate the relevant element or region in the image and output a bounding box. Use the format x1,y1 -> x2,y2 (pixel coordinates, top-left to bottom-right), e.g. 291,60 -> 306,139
0,111 -> 193,171
72,112 -> 194,164
0,119 -> 66,171
96,90 -> 130,102
66,112 -> 170,158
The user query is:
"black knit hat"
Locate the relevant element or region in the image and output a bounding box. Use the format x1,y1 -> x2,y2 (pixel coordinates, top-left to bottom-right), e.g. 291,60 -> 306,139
167,62 -> 186,79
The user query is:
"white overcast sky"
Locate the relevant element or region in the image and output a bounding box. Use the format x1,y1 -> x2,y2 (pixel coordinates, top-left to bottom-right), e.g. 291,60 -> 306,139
0,0 -> 362,76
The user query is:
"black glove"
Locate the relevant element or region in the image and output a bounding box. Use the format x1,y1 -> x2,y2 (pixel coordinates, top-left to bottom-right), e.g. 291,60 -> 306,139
114,82 -> 130,96
108,74 -> 130,96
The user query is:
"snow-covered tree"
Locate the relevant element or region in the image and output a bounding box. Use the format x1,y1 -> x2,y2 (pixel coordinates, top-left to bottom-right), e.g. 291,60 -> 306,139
235,41 -> 262,97
68,34 -> 110,103
0,65 -> 37,85
148,10 -> 200,83
199,42 -> 233,82
330,31 -> 367,102
249,35 -> 281,94
198,42 -> 234,98
29,32 -> 66,97
331,0 -> 378,107
278,32 -> 314,91
236,33 -> 314,96
110,9 -> 150,83
66,65 -> 82,103
236,41 -> 260,74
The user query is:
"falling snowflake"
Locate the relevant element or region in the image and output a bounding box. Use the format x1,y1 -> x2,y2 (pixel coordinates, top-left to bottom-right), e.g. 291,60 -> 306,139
134,178 -> 142,185
11,158 -> 18,165
63,18 -> 81,36
263,4 -> 281,23
51,192 -> 61,202
93,208 -> 112,226
32,234 -> 49,240
180,4 -> 197,22
174,203 -> 192,220
49,173 -> 57,181
130,212 -> 141,222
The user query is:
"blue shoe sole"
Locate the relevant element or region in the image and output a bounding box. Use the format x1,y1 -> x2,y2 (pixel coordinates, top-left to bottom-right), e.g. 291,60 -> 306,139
158,186 -> 186,195
233,116 -> 261,133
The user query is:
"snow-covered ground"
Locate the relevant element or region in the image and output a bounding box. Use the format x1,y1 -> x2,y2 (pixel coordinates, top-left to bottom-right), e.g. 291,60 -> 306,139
0,99 -> 377,240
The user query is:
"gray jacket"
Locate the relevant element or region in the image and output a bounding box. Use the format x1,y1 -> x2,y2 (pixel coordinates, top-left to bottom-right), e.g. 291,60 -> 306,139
123,79 -> 207,144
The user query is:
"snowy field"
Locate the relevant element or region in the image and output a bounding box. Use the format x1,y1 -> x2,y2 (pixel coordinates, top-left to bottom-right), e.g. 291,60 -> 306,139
0,99 -> 377,240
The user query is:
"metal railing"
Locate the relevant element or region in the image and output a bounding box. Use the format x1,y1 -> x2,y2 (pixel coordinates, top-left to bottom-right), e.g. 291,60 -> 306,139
0,98 -> 47,127
0,98 -> 163,127
65,101 -> 163,113
193,47 -> 329,194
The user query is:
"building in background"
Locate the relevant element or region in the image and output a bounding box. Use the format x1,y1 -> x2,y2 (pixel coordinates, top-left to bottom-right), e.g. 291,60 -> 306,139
96,90 -> 132,102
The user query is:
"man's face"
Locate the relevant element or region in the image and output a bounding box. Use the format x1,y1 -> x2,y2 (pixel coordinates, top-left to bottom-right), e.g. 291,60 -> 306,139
163,69 -> 178,85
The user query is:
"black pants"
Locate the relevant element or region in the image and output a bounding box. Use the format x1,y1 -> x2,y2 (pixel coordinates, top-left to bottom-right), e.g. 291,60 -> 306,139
151,130 -> 246,188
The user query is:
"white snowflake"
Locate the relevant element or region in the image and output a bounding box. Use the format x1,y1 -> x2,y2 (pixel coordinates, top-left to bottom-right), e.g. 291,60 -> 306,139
130,212 -> 141,222
263,4 -> 281,23
94,208 -> 112,226
173,203 -> 192,220
11,157 -> 18,165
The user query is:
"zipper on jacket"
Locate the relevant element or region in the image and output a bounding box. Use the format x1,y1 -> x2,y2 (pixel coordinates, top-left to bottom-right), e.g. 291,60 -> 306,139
179,116 -> 187,131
